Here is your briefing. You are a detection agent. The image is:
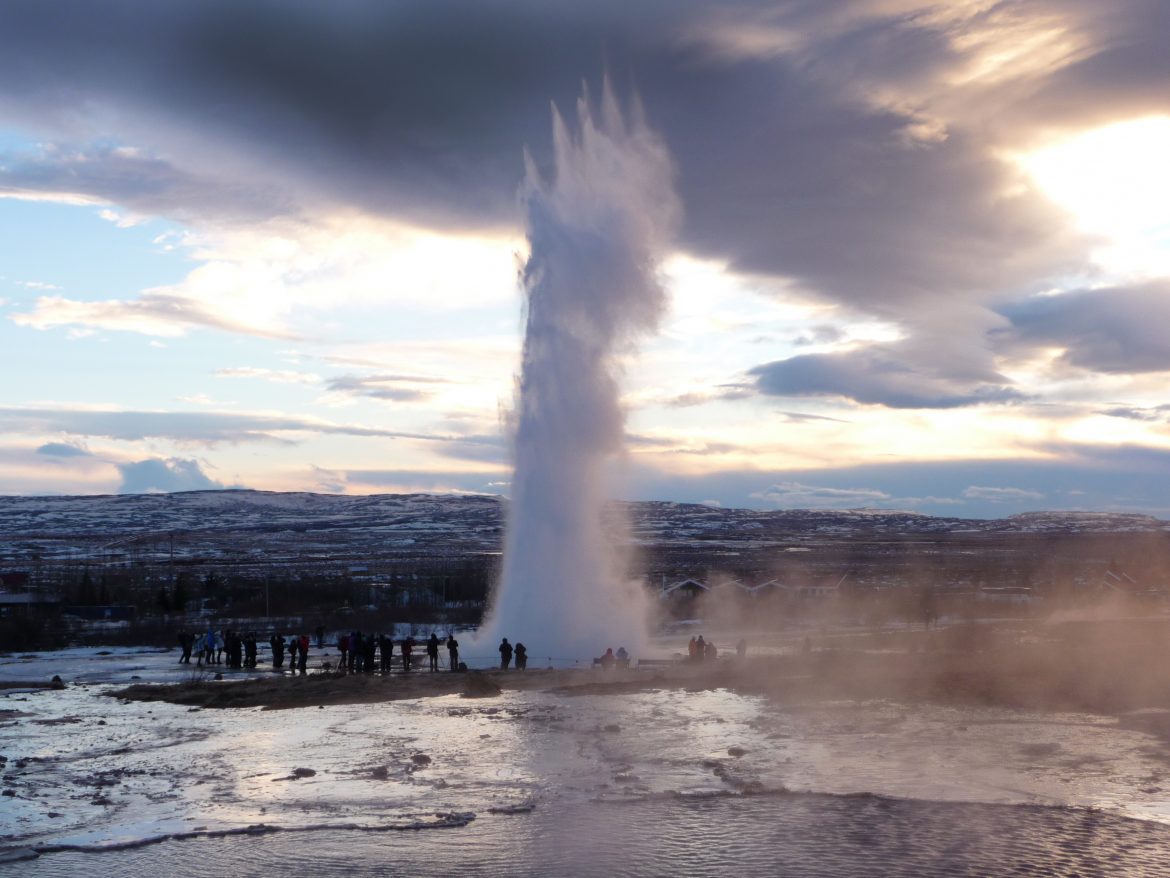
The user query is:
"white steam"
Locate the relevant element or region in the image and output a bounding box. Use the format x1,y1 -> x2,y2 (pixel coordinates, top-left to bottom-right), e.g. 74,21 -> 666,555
480,83 -> 680,662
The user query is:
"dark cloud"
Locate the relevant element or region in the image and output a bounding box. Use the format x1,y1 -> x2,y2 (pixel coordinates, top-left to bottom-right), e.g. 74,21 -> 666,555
116,457 -> 224,493
36,441 -> 91,458
324,374 -> 438,402
0,0 -> 1129,308
997,282 -> 1170,374
750,345 -> 1024,409
1098,404 -> 1170,422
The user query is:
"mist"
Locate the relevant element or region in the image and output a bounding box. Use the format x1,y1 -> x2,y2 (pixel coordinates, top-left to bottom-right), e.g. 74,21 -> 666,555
478,82 -> 680,662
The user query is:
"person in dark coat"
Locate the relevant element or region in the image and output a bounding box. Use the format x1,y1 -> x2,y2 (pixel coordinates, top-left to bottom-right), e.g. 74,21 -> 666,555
446,634 -> 459,671
177,631 -> 193,664
427,633 -> 440,671
401,636 -> 414,672
379,634 -> 393,673
499,638 -> 513,670
514,642 -> 527,670
270,632 -> 285,669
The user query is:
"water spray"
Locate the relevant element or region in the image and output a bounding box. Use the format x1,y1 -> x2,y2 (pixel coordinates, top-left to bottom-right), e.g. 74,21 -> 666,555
478,81 -> 680,661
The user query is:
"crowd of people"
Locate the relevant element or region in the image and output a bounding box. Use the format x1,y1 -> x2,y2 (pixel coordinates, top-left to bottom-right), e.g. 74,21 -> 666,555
177,628 -> 463,675
178,628 -> 744,674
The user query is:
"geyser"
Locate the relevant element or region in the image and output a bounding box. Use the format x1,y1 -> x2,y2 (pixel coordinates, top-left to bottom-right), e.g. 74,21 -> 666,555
480,83 -> 680,662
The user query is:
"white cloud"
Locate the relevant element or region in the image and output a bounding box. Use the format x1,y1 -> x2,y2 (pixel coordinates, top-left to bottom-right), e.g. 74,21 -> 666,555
752,481 -> 894,508
962,485 -> 1045,502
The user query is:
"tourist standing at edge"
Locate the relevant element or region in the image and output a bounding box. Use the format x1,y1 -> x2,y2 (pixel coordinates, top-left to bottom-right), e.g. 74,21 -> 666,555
499,638 -> 513,670
427,633 -> 440,671
514,642 -> 527,670
447,634 -> 459,671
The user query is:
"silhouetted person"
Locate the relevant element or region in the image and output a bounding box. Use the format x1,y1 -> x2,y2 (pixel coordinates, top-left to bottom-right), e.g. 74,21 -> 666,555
615,646 -> 629,668
600,647 -> 615,669
298,634 -> 309,673
401,636 -> 414,672
177,631 -> 193,664
447,634 -> 459,671
499,638 -> 513,670
315,625 -> 325,649
337,633 -> 348,671
288,635 -> 300,671
379,634 -> 393,673
270,632 -> 285,669
363,634 -> 376,673
704,639 -> 716,660
427,633 -> 440,671
695,635 -> 706,662
514,642 -> 527,670
688,637 -> 698,661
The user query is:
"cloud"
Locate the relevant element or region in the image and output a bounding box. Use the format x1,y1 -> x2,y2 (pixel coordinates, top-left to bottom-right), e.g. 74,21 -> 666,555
11,292 -> 301,339
621,448 -> 1170,517
961,485 -> 1045,502
215,367 -> 321,385
1099,404 -> 1170,422
751,480 -> 894,508
750,344 -> 1024,409
0,0 -> 1128,312
36,441 -> 92,458
116,457 -> 225,493
0,406 -> 475,446
997,281 -> 1170,374
324,374 -> 440,402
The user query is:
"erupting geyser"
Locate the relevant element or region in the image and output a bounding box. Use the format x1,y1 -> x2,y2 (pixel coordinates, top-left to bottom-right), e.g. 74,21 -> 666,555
480,83 -> 680,661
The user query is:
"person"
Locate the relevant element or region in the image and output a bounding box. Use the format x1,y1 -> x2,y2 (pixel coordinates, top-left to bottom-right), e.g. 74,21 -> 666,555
695,635 -> 706,662
736,638 -> 747,659
615,646 -> 629,668
298,633 -> 309,673
177,631 -> 192,664
499,638 -> 513,670
337,633 -> 348,671
379,634 -> 393,673
353,632 -> 364,672
401,636 -> 414,672
315,625 -> 325,649
270,631 -> 285,669
704,639 -> 717,661
514,642 -> 527,670
287,635 -> 300,671
447,634 -> 459,671
688,637 -> 698,661
427,633 -> 440,672
600,647 -> 615,669
363,634 -> 376,673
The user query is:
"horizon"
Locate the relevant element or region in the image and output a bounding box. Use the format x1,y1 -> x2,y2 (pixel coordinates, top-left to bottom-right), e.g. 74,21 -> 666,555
3,2 -> 1170,519
3,486 -> 1165,524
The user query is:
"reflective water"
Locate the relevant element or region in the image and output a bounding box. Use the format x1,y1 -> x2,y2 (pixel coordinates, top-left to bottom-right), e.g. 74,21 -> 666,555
5,648 -> 1170,874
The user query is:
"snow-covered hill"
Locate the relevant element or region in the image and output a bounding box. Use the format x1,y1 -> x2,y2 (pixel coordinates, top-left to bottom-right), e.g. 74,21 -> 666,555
1,490 -> 1165,569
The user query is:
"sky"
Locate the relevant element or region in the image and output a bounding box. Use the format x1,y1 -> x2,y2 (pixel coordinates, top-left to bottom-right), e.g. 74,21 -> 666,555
2,0 -> 1169,518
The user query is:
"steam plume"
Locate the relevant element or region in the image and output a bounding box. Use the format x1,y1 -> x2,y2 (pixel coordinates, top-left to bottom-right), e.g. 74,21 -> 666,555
480,82 -> 680,661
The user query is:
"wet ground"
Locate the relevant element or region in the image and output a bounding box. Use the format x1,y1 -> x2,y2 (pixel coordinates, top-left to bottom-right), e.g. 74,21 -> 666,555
5,647 -> 1170,874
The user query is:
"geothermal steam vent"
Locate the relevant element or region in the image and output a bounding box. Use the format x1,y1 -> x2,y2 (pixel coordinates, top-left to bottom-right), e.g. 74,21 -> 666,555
482,85 -> 680,661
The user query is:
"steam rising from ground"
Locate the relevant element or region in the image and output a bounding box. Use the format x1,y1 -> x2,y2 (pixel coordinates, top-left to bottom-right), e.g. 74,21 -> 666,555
481,84 -> 679,661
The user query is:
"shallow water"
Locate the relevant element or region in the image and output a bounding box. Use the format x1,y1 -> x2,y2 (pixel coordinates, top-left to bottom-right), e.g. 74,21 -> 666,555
6,648 -> 1170,873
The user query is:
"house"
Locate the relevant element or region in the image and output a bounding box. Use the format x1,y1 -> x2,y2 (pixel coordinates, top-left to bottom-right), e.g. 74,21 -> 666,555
0,592 -> 62,618
661,578 -> 710,600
